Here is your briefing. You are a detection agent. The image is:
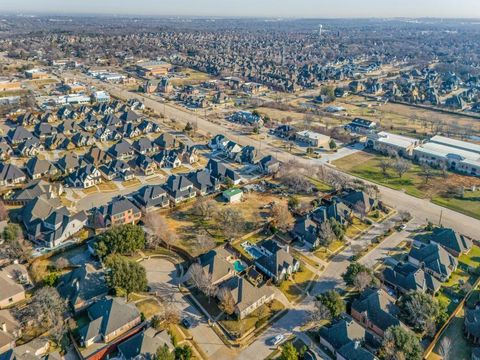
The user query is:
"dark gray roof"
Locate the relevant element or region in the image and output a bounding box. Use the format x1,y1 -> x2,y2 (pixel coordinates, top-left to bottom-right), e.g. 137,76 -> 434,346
134,185 -> 168,208
117,328 -> 173,360
0,163 -> 26,183
409,243 -> 457,279
98,197 -> 141,218
382,262 -> 441,294
256,240 -> 297,277
429,227 -> 472,255
319,318 -> 366,351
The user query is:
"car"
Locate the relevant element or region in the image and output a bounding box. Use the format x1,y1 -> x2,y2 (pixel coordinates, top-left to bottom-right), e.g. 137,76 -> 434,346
271,334 -> 285,346
303,350 -> 317,360
181,318 -> 192,329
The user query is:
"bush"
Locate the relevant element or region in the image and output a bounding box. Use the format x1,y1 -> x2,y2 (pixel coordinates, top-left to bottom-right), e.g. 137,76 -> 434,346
255,317 -> 268,329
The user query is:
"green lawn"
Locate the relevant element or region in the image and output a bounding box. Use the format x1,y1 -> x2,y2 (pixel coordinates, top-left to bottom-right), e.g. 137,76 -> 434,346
135,298 -> 162,319
278,267 -> 315,303
306,177 -> 333,192
345,217 -> 371,239
313,240 -> 346,261
432,190 -> 480,220
459,245 -> 480,268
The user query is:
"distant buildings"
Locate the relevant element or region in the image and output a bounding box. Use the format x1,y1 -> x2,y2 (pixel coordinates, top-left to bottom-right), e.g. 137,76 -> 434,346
366,132 -> 420,158
295,130 -> 331,148
136,60 -> 172,77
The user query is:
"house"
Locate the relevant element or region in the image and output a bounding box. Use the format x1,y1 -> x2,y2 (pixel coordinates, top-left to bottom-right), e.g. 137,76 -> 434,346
7,180 -> 63,206
273,124 -> 297,139
108,140 -> 135,160
133,185 -> 169,213
292,217 -> 320,250
0,265 -> 28,309
465,308 -> 480,344
206,159 -> 242,185
345,118 -> 377,134
155,150 -> 182,168
57,264 -> 108,313
116,328 -> 173,360
0,310 -> 21,355
223,141 -> 243,160
134,154 -> 158,176
67,165 -> 102,189
163,175 -> 196,204
16,138 -> 44,157
84,147 -> 112,166
45,133 -> 71,151
217,276 -> 274,319
408,243 -> 458,281
93,197 -> 141,228
58,119 -> 79,135
25,157 -> 58,180
71,132 -> 95,148
180,146 -> 199,165
319,317 -> 378,360
78,297 -> 142,348
236,146 -> 260,164
351,288 -> 404,338
258,155 -> 280,174
296,130 -> 331,148
311,200 -> 352,226
0,164 -> 27,187
198,249 -> 235,286
154,133 -> 177,149
33,123 -> 57,139
366,132 -> 420,158
381,262 -> 441,295
228,111 -> 263,127
339,190 -> 378,215
132,137 -> 159,155
99,160 -> 133,181
222,188 -> 243,203
208,134 -> 229,150
56,152 -> 82,174
119,109 -> 141,124
187,169 -> 221,195
0,143 -> 13,161
7,126 -> 33,145
255,240 -> 300,283
427,227 -> 472,257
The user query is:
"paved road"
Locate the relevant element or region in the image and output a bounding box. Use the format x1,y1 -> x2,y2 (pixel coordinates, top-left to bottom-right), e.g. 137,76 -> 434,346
142,257 -> 238,359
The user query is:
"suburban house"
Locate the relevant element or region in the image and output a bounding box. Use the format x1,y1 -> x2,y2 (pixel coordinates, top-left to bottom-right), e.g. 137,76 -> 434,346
93,197 -> 142,228
132,137 -> 159,155
351,288 -> 404,338
17,137 -> 44,157
465,307 -> 480,344
187,169 -> 221,195
163,175 -> 196,204
217,276 -> 275,319
7,126 -> 33,145
78,297 -> 142,348
56,152 -> 82,174
134,154 -> 158,176
258,155 -> 280,174
154,133 -> 178,150
339,190 -> 378,215
235,146 -> 259,164
206,159 -> 242,185
108,140 -> 135,160
84,147 -> 112,166
25,157 -> 58,180
133,185 -> 169,213
272,124 -> 296,139
154,149 -> 182,168
208,134 -> 229,150
0,310 -> 21,355
295,130 -> 331,148
427,227 -> 472,257
292,217 -> 321,250
67,164 -> 102,189
345,118 -> 377,134
0,143 -> 13,160
0,164 -> 27,187
198,249 -> 235,286
381,262 -> 441,295
311,200 -> 352,226
7,180 -> 63,206
99,160 -> 134,181
254,240 -> 300,283
319,317 -> 378,360
116,328 -> 173,360
408,243 -> 458,281
57,264 -> 108,313
366,132 -> 420,158
0,265 -> 29,309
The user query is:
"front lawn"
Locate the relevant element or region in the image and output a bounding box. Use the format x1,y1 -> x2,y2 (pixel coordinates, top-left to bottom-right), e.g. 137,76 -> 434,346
135,298 -> 162,319
313,240 -> 346,261
345,217 -> 371,239
278,267 -> 315,303
459,245 -> 480,268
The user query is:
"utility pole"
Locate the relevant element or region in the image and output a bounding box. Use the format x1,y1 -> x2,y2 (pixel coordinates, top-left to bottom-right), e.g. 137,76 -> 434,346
439,210 -> 443,226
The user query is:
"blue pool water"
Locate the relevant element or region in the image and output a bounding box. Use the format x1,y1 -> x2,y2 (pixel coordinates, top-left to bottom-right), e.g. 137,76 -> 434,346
234,260 -> 247,272
246,247 -> 263,259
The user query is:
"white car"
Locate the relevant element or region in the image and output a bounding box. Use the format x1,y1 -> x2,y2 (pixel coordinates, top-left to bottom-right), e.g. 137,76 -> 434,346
271,334 -> 285,346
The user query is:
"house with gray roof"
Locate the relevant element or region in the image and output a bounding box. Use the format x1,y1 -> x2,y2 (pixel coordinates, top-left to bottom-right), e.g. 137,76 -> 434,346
133,185 -> 169,213
16,137 -> 43,158
56,152 -> 82,175
0,310 -> 21,356
292,217 -> 320,250
7,127 -> 33,145
0,266 -> 27,309
0,164 -> 26,187
93,197 -> 141,228
187,169 -> 221,195
78,297 -> 142,348
427,227 -> 472,257
163,175 -> 196,204
108,140 -> 135,160
116,327 -> 173,360
258,155 -> 280,174
198,248 -> 235,286
381,262 -> 441,295
8,180 -> 63,206
83,147 -> 112,166
366,131 -> 420,158
339,189 -> 378,215
408,243 -> 458,281
154,133 -> 177,149
319,317 -> 378,360
0,143 -> 13,161
66,164 -> 102,189
255,240 -> 299,283
465,307 -> 480,344
351,288 -> 404,338
206,159 -> 242,185
132,137 -> 159,155
25,157 -> 58,180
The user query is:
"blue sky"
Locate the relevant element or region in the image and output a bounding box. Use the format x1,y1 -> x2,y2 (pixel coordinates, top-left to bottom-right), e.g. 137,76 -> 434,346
1,0 -> 480,18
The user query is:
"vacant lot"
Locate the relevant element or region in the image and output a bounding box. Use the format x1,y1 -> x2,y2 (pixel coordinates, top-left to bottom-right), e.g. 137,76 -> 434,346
333,151 -> 480,219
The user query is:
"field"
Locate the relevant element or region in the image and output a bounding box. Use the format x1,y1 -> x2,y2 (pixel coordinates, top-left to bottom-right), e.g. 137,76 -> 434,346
169,69 -> 213,86
333,151 -> 480,219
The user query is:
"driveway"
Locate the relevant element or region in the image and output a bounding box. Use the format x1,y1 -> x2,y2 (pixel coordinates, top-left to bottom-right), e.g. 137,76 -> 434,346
142,258 -> 237,359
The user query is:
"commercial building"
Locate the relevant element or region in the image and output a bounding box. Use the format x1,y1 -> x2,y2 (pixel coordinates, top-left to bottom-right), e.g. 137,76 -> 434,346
366,131 -> 420,158
295,130 -> 331,148
136,60 -> 172,77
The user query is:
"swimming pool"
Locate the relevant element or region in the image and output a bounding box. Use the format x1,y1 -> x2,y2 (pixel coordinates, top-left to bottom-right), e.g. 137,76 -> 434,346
246,246 -> 263,260
234,260 -> 247,272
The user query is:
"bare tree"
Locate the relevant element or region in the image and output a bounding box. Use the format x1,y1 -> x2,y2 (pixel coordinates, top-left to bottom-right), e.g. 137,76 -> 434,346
318,221 -> 336,247
193,231 -> 215,254
420,162 -> 434,184
270,202 -> 294,231
217,287 -> 236,315
379,159 -> 391,177
192,197 -> 217,219
309,300 -> 332,325
54,257 -> 69,271
353,201 -> 367,220
186,263 -> 207,290
158,301 -> 180,327
144,213 -> 177,250
439,336 -> 453,360
216,208 -> 247,238
354,271 -> 374,291
393,159 -> 411,178
0,201 -> 8,221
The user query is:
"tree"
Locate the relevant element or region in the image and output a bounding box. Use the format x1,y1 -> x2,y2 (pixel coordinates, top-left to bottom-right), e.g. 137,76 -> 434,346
104,255 -> 148,295
158,302 -> 180,327
279,342 -> 298,360
309,299 -> 332,325
193,231 -> 215,254
316,290 -> 345,319
353,271 -> 375,291
330,219 -> 345,241
156,344 -> 175,360
393,159 -> 411,178
398,291 -> 447,332
288,196 -> 300,210
15,287 -> 66,343
192,197 -> 217,219
0,200 -> 8,221
152,315 -> 162,330
318,221 -> 336,247
342,262 -> 372,287
380,326 -> 422,360
379,159 -> 391,177
184,122 -> 193,132
216,208 -> 247,238
174,345 -> 192,360
217,287 -> 236,315
270,202 -> 294,231
329,139 -> 337,150
95,224 -> 145,258
420,162 -> 434,184
0,224 -> 30,262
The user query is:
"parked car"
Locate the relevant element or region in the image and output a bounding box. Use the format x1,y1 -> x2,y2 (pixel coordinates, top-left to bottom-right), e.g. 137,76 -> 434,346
271,334 -> 285,346
182,318 -> 192,329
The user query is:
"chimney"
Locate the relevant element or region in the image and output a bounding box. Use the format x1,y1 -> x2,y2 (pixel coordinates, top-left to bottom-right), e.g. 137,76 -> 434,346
354,341 -> 360,350
2,322 -> 6,333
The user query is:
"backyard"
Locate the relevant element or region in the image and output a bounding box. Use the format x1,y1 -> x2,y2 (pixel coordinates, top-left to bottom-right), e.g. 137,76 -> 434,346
333,151 -> 480,219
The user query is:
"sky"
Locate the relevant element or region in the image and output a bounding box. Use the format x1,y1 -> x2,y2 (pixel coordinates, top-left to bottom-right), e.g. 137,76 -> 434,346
1,0 -> 480,18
